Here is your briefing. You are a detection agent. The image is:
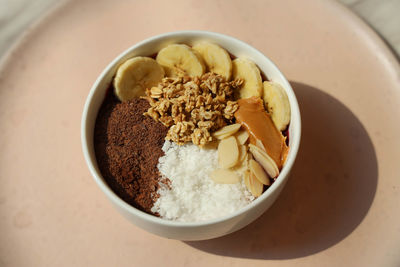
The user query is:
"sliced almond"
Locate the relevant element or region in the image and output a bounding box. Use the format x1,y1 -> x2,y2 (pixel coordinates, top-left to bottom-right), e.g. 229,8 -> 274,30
235,130 -> 249,145
232,158 -> 248,173
249,159 -> 270,185
217,132 -> 234,140
255,138 -> 266,152
248,171 -> 264,197
210,169 -> 241,184
231,145 -> 248,173
238,145 -> 247,162
218,136 -> 239,168
243,170 -> 251,191
249,144 -> 279,178
213,124 -> 241,139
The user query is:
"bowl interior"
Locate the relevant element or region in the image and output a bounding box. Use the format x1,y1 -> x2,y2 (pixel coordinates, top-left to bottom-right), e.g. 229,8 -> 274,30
81,31 -> 301,227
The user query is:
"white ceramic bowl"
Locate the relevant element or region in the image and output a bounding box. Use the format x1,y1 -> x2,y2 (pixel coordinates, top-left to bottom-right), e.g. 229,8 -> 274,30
81,31 -> 301,241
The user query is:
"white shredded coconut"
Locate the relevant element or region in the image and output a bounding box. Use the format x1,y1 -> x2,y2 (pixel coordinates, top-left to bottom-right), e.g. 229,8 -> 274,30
151,140 -> 254,222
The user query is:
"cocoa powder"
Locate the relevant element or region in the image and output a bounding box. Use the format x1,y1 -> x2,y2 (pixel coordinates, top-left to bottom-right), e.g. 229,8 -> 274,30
94,88 -> 168,214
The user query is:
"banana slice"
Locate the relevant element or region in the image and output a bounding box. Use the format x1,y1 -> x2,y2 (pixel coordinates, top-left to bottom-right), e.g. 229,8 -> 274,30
192,42 -> 232,80
114,57 -> 164,101
232,58 -> 262,99
156,44 -> 205,77
263,81 -> 291,131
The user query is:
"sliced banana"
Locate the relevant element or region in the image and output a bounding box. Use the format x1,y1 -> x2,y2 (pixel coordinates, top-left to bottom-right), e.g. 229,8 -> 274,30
192,42 -> 232,80
113,57 -> 164,101
263,81 -> 291,131
232,58 -> 262,99
210,169 -> 241,184
156,44 -> 205,77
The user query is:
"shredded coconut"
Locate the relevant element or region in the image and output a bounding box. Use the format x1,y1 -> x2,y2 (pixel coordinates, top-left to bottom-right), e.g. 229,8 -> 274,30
151,140 -> 254,222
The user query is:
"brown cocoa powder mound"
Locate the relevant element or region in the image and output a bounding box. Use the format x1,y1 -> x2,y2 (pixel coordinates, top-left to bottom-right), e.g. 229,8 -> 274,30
94,90 -> 168,214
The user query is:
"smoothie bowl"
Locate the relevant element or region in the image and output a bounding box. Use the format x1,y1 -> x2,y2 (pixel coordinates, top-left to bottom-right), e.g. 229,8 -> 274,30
81,31 -> 301,240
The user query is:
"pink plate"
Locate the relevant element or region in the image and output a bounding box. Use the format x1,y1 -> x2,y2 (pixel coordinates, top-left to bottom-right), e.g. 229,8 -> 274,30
0,0 -> 399,266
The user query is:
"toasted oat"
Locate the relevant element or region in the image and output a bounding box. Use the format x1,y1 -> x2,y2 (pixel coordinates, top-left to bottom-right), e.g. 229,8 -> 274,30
144,73 -> 242,146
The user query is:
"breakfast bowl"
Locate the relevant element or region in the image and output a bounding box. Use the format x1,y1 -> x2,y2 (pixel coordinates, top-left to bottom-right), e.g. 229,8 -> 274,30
81,30 -> 301,241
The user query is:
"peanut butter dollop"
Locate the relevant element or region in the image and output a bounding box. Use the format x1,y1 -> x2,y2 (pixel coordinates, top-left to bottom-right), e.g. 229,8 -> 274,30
234,97 -> 288,169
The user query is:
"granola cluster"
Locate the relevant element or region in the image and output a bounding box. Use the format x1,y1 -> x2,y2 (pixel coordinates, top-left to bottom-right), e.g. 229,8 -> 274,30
144,73 -> 243,145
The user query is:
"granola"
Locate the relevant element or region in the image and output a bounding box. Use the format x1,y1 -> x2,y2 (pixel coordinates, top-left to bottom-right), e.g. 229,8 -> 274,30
144,73 -> 243,145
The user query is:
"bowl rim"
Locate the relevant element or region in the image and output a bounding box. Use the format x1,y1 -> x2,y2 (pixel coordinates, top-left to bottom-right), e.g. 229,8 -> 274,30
81,30 -> 301,227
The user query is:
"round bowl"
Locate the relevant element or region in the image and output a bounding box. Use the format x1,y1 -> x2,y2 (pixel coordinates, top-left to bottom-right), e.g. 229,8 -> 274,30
81,30 -> 301,241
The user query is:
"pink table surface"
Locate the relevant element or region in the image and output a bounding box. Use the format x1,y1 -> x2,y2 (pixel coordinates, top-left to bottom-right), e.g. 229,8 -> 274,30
0,0 -> 399,266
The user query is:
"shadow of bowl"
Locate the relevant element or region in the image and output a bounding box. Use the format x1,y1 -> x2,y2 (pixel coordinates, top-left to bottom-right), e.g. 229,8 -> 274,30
184,82 -> 378,259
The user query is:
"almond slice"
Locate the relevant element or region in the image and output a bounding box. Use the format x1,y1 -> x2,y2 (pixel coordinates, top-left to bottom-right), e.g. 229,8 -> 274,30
238,145 -> 247,162
231,145 -> 248,172
232,158 -> 248,173
216,132 -> 233,140
243,170 -> 251,191
248,171 -> 264,197
255,138 -> 266,152
210,169 -> 241,184
202,140 -> 219,150
213,124 -> 241,139
249,159 -> 270,185
235,130 -> 249,145
218,136 -> 239,168
249,144 -> 279,178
